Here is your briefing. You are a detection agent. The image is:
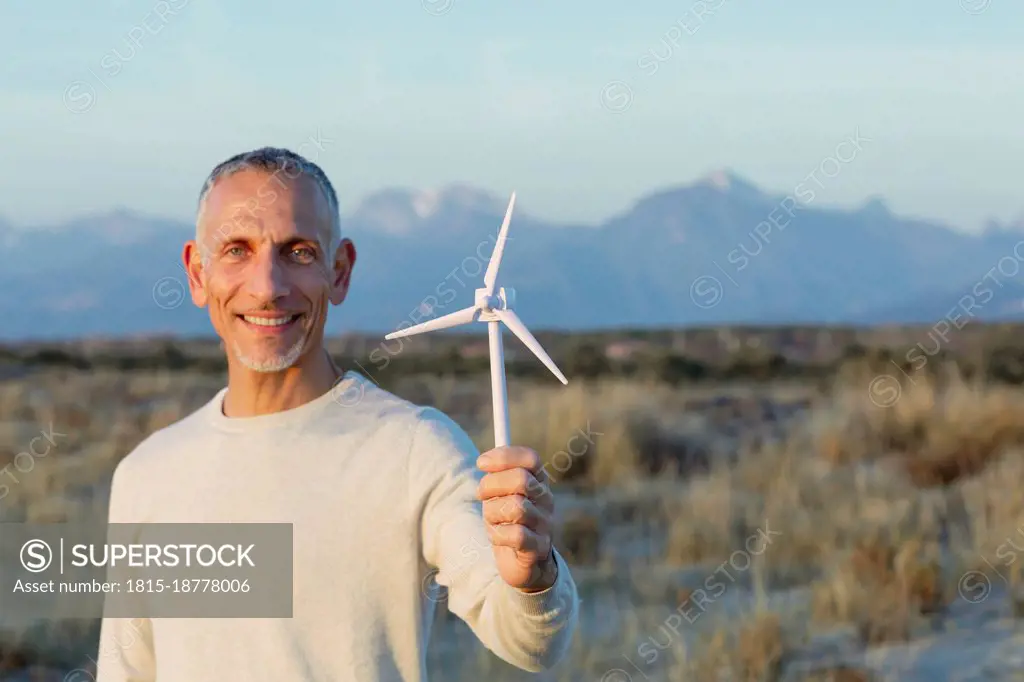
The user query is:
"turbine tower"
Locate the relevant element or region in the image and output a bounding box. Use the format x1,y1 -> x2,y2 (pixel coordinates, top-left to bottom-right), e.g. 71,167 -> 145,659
384,192 -> 568,448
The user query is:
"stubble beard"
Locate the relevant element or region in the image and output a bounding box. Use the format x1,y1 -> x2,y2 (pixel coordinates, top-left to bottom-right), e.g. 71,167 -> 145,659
232,336 -> 308,373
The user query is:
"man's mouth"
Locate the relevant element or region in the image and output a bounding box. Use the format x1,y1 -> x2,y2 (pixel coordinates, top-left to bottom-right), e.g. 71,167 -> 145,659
237,313 -> 303,330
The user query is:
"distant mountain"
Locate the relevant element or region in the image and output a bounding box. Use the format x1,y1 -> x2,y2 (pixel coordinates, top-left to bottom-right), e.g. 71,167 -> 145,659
348,185 -> 516,236
862,222 -> 1024,324
3,172 -> 1023,340
864,281 -> 1024,325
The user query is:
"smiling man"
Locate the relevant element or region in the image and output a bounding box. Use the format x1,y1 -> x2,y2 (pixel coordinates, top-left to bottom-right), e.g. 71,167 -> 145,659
96,147 -> 579,681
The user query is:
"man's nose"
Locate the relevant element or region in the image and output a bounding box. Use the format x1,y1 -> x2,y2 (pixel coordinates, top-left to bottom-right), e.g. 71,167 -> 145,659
246,250 -> 290,302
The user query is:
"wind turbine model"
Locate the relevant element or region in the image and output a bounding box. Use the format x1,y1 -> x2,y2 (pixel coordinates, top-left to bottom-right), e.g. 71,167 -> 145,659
384,192 -> 568,448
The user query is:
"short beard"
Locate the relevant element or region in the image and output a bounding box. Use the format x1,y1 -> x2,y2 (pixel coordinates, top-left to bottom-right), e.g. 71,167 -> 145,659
232,336 -> 307,373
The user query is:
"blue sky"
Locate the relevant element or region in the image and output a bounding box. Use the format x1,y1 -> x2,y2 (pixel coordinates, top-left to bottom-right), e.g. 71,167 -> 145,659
1,0 -> 1022,231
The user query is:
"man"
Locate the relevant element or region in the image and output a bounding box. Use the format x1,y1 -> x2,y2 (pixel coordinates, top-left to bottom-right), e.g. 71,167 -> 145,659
96,147 -> 579,681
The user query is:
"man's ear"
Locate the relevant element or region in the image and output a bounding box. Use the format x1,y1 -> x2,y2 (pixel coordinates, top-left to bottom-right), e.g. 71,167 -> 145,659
329,239 -> 357,306
182,241 -> 208,307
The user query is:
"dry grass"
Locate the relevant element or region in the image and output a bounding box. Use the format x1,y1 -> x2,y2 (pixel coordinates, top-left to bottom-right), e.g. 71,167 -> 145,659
555,511 -> 602,564
663,467 -> 745,566
688,612 -> 790,682
797,666 -> 878,682
476,379 -> 647,488
811,536 -> 944,646
815,367 -> 1024,487
734,613 -> 788,682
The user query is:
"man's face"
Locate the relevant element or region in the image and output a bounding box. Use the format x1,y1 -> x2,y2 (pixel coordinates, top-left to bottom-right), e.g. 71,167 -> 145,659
183,168 -> 355,372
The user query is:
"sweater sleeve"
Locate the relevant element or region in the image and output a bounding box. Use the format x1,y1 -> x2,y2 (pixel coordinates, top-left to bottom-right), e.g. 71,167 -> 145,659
95,457 -> 158,682
409,407 -> 579,672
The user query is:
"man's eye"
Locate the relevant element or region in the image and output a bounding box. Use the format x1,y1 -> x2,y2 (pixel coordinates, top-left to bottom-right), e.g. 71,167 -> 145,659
292,247 -> 316,262
226,246 -> 246,257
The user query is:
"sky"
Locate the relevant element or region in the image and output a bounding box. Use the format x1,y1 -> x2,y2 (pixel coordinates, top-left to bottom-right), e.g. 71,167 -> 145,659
1,0 -> 1022,232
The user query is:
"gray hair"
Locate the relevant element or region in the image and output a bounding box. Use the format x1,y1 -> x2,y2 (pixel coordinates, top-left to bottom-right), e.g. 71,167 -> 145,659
194,146 -> 341,262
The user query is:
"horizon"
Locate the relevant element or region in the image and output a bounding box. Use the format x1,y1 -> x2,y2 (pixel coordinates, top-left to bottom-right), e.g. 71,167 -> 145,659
2,1 -> 1022,233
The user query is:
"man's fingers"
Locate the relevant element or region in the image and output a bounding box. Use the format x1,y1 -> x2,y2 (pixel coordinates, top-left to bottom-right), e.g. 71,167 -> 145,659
477,468 -> 553,510
486,522 -> 551,556
483,495 -> 550,533
477,446 -> 541,475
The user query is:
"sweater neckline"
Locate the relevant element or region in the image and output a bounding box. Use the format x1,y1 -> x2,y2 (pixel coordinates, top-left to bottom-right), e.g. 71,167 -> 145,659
204,370 -> 365,433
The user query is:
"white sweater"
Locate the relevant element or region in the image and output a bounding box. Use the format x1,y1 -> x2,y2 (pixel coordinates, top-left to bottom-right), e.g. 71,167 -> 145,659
95,371 -> 579,681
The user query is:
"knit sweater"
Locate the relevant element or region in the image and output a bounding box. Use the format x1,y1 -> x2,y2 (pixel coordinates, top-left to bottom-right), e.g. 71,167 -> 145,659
95,371 -> 579,681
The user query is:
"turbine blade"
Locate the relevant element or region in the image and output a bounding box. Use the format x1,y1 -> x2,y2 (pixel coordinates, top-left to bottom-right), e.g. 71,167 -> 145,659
494,309 -> 568,385
483,192 -> 516,296
384,306 -> 479,340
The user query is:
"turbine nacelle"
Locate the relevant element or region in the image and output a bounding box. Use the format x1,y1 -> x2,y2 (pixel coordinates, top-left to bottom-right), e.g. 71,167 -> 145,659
475,286 -> 515,321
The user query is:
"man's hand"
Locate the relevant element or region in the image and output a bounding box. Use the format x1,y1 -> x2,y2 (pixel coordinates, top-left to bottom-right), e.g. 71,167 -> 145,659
476,446 -> 558,592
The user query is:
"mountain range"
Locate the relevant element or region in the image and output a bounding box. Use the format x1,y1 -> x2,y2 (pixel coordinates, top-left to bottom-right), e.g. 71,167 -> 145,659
4,170 -> 1024,341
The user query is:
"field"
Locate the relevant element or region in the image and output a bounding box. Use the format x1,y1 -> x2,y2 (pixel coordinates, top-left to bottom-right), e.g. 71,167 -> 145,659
3,325 -> 1024,681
